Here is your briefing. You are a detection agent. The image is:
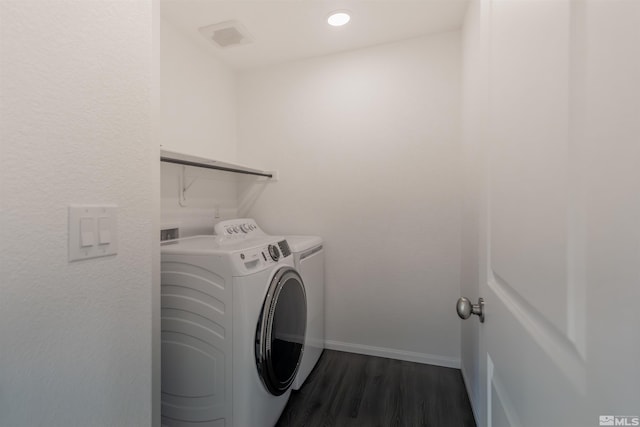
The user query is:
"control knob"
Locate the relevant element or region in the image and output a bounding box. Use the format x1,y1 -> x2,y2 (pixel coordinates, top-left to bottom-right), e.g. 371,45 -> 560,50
268,244 -> 280,262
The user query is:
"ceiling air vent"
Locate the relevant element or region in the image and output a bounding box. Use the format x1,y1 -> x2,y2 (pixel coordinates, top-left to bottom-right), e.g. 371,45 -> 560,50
199,21 -> 253,48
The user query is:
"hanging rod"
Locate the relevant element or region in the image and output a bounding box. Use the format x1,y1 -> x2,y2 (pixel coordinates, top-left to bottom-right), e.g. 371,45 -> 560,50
160,149 -> 273,178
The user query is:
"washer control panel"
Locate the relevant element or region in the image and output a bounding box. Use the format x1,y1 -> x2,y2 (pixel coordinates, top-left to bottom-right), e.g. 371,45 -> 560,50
215,218 -> 265,239
235,239 -> 291,274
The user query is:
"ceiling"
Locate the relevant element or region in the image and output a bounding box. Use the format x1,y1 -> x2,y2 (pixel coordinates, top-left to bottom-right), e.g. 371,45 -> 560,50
161,0 -> 470,70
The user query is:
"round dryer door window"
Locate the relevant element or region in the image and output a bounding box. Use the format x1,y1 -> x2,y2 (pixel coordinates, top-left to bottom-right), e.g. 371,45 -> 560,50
255,267 -> 307,396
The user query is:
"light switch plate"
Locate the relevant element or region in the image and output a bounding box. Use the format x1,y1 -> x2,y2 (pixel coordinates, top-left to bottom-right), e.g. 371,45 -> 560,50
69,205 -> 118,261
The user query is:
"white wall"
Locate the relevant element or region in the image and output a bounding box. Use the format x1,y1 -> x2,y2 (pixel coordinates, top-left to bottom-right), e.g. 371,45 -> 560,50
160,16 -> 237,163
161,163 -> 238,237
160,16 -> 239,236
0,1 -> 154,426
237,33 -> 462,366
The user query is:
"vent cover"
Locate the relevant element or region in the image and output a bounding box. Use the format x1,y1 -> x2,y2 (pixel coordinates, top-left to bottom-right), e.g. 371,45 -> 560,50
199,21 -> 253,48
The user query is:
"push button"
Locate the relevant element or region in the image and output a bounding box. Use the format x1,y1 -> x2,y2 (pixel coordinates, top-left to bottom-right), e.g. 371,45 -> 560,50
98,217 -> 111,244
80,217 -> 95,247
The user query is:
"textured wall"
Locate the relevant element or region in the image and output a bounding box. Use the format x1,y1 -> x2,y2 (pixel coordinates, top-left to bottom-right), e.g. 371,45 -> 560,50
0,1 -> 154,426
237,33 -> 462,366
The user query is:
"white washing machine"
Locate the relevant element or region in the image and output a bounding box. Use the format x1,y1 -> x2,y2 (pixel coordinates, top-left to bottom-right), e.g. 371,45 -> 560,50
215,219 -> 325,390
161,227 -> 306,426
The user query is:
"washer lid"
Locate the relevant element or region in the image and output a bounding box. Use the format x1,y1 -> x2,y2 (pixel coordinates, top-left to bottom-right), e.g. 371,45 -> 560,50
284,236 -> 323,253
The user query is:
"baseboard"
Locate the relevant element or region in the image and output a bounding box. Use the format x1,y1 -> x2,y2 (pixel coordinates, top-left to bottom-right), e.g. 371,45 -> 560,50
324,339 -> 461,369
460,363 -> 482,427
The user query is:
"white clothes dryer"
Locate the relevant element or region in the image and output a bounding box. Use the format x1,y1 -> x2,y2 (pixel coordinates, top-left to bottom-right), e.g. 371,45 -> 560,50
160,232 -> 306,427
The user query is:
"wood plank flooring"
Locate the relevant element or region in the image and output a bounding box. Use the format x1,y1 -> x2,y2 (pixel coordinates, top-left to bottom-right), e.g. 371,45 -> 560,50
277,350 -> 476,427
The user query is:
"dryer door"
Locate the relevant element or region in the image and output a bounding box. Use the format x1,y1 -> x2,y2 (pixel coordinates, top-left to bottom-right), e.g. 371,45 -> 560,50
255,267 -> 307,396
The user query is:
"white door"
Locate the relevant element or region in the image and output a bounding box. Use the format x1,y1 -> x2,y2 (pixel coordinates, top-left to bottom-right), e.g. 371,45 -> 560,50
461,1 -> 640,426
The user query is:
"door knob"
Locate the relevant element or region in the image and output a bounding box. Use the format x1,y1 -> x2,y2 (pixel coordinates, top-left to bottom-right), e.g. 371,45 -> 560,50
456,297 -> 485,323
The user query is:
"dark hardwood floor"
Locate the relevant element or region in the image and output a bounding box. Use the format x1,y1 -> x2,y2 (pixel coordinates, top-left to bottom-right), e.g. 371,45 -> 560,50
277,350 -> 476,427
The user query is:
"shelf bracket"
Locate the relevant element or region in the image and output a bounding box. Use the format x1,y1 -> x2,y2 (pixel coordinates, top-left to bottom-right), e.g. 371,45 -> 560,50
178,166 -> 197,207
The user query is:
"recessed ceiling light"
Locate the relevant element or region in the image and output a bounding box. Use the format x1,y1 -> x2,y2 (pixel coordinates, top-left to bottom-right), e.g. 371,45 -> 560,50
327,11 -> 351,27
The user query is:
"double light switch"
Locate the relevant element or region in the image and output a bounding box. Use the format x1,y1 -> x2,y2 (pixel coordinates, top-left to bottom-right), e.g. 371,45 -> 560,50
69,205 -> 118,261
